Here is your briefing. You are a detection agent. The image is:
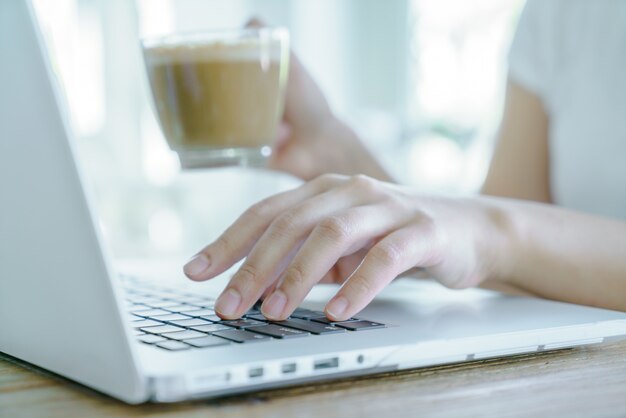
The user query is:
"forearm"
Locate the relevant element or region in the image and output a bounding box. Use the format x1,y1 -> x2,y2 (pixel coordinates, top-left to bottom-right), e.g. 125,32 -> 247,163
487,197 -> 626,311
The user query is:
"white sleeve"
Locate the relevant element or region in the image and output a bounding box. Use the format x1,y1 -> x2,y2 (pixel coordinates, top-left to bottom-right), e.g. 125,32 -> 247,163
507,0 -> 551,97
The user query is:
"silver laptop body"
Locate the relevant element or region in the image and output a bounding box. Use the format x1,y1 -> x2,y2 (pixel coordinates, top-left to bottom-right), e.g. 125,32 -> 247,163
2,0 -> 626,404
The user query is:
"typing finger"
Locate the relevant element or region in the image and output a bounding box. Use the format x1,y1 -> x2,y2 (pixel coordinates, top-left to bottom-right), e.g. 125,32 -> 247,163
325,220 -> 442,321
261,204 -> 410,320
213,182 -> 367,319
184,174 -> 345,281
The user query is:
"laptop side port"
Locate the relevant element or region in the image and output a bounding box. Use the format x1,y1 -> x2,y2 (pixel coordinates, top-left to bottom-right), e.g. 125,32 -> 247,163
281,363 -> 297,374
314,357 -> 339,371
248,367 -> 264,379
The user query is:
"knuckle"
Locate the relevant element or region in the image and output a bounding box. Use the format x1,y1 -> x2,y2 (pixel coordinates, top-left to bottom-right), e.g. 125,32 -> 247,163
317,216 -> 351,242
283,263 -> 308,289
213,233 -> 235,254
246,199 -> 272,221
349,174 -> 377,190
419,215 -> 438,236
235,263 -> 263,287
272,211 -> 299,236
314,173 -> 345,188
370,242 -> 403,266
345,174 -> 384,198
345,277 -> 375,299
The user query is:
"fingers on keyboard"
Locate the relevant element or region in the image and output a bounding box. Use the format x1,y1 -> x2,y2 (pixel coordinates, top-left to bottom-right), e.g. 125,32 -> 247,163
126,279 -> 385,352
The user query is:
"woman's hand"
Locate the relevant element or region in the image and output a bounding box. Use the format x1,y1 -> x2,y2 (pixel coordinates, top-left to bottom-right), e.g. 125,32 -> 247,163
184,174 -> 511,321
254,23 -> 391,181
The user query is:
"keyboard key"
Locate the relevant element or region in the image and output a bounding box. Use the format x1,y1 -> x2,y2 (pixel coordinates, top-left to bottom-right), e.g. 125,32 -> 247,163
310,316 -> 357,325
164,330 -> 207,340
138,334 -> 167,344
132,319 -> 163,328
169,318 -> 212,327
212,329 -> 271,343
140,324 -> 186,334
244,314 -> 269,322
247,324 -> 309,339
149,292 -> 179,300
220,319 -> 265,329
190,323 -> 231,333
333,320 -> 385,331
184,309 -> 217,317
178,297 -> 212,305
163,304 -> 201,313
276,318 -> 346,335
143,300 -> 180,308
291,308 -> 326,319
128,296 -> 163,305
184,336 -> 231,348
150,313 -> 190,322
200,315 -> 222,322
131,308 -> 171,317
156,340 -> 190,351
124,279 -> 391,349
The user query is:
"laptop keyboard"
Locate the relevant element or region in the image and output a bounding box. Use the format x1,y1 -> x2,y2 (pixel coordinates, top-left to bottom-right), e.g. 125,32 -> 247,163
122,276 -> 386,351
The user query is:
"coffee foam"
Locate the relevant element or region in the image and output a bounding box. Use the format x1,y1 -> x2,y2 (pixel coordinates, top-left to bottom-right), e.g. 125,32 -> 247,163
144,40 -> 282,64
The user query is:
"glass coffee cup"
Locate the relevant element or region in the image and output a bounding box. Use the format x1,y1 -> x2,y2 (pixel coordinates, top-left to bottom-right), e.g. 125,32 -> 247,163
142,28 -> 289,169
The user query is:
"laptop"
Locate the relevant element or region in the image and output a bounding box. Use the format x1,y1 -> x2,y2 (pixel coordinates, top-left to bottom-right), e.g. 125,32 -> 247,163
1,0 -> 626,404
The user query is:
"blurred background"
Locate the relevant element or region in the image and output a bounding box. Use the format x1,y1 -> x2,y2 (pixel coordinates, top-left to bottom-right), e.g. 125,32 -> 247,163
32,0 -> 524,260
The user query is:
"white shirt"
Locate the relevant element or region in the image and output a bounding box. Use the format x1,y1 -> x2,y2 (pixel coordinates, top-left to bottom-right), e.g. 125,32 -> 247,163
508,0 -> 626,220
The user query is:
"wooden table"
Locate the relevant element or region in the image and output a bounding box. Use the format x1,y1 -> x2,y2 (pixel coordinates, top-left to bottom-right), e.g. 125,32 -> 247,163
1,340 -> 625,418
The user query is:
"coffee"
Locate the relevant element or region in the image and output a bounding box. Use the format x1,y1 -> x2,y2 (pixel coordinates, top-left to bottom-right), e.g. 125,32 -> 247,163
142,30 -> 289,168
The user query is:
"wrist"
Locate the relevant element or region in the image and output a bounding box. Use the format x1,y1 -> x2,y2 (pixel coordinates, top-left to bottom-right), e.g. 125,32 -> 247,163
477,197 -> 520,285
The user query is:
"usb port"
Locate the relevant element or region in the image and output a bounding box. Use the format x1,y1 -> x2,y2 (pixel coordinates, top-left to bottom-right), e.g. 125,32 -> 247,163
248,367 -> 264,379
314,357 -> 339,370
281,363 -> 297,374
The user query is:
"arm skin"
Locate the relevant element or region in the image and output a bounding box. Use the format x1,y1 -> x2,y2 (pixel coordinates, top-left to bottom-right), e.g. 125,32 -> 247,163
487,196 -> 626,312
184,74 -> 626,319
482,80 -> 552,203
482,79 -> 626,310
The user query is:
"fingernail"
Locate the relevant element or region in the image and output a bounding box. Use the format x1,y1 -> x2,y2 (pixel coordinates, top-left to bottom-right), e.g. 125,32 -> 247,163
262,290 -> 287,319
184,254 -> 210,277
326,296 -> 349,320
216,288 -> 241,317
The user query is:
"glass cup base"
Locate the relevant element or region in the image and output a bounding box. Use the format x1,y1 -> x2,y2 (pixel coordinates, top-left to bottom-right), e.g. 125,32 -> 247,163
177,146 -> 272,170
